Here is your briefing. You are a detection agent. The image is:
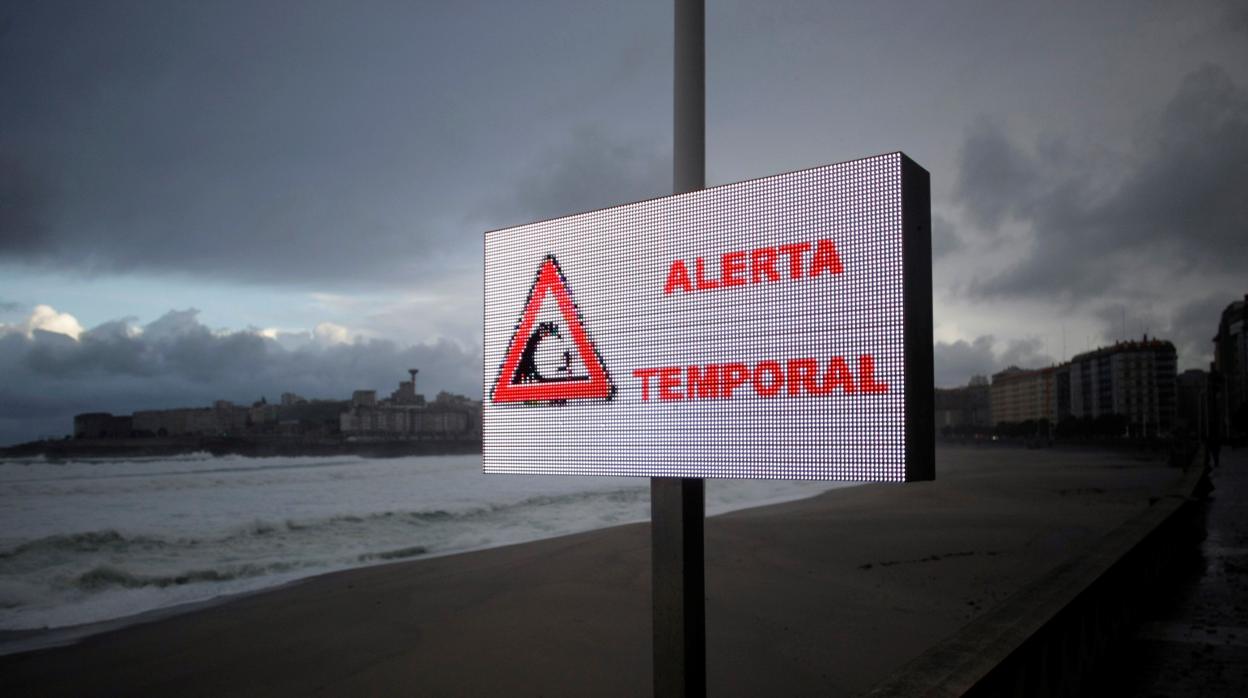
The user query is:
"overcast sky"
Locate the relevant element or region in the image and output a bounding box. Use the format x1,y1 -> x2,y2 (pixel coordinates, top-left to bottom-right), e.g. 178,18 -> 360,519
2,0 -> 1246,444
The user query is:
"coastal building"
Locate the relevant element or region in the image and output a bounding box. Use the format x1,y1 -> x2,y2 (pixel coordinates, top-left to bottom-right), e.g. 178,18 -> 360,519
1212,294 -> 1247,439
248,399 -> 279,431
133,407 -> 218,436
275,400 -> 349,435
1176,369 -> 1209,439
934,375 -> 991,434
73,412 -> 134,439
340,374 -> 481,439
990,366 -> 1054,426
390,369 -> 425,405
213,401 -> 249,433
127,401 -> 250,437
1053,362 -> 1073,422
70,369 -> 480,442
1064,336 -> 1177,438
340,405 -> 475,437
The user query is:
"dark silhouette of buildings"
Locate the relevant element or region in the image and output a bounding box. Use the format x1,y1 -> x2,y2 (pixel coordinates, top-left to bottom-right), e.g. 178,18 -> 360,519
1212,294 -> 1247,440
935,375 -> 991,436
990,366 -> 1055,426
73,413 -> 134,439
1176,369 -> 1209,439
72,371 -> 481,441
1061,337 -> 1177,439
985,336 -> 1177,439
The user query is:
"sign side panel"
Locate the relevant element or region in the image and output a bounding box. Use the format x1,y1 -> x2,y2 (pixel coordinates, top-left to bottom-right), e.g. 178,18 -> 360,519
902,155 -> 934,481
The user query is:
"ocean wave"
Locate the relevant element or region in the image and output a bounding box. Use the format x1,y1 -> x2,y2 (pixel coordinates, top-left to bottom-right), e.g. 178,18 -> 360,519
0,454 -> 372,486
0,531 -> 172,560
357,545 -> 428,562
1,451 -> 842,635
74,561 -> 305,591
0,486 -> 648,567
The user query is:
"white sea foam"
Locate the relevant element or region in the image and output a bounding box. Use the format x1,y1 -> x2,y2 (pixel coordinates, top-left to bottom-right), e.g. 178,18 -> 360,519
0,453 -> 853,636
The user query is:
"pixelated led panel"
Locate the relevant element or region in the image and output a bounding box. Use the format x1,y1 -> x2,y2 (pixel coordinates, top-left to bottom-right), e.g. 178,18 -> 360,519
483,152 -> 930,481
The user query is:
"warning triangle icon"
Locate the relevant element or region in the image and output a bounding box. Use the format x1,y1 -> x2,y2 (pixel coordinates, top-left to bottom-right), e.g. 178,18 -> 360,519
490,255 -> 615,404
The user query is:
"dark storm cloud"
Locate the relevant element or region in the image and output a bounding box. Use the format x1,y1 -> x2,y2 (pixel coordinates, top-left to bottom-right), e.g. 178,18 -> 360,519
1090,292 -> 1230,369
0,153 -> 48,255
1227,1 -> 1248,35
1164,294 -> 1237,369
997,337 -> 1054,370
0,310 -> 481,445
1,1 -> 436,283
496,125 -> 673,223
490,126 -> 669,226
930,214 -> 961,259
958,64 -> 1248,302
0,1 -> 667,287
933,335 -> 1055,388
933,336 -> 995,387
952,122 -> 1039,234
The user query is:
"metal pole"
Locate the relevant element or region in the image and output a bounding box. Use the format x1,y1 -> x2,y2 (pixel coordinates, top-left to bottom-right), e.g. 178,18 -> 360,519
653,2 -> 705,697
674,0 -> 705,195
651,477 -> 705,697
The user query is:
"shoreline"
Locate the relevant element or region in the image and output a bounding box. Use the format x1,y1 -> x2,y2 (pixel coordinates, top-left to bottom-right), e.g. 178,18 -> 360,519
0,446 -> 1188,696
0,475 -> 856,656
0,435 -> 1182,463
0,436 -> 483,461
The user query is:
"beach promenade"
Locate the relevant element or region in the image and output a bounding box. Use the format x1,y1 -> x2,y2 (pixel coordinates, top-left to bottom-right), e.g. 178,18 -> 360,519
1091,447 -> 1247,695
1,446 -> 1189,696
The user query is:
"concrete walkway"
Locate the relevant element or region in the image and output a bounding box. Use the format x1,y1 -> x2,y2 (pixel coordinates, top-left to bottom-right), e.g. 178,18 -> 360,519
1092,447 -> 1248,696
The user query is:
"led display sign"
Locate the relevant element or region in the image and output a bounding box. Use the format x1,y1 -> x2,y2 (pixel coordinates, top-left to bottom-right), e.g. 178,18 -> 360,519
483,152 -> 932,481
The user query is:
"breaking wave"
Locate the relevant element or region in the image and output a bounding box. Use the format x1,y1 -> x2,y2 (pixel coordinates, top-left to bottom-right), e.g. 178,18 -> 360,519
0,453 -> 846,637
1,486 -> 648,567
0,531 -> 165,559
74,562 -> 305,591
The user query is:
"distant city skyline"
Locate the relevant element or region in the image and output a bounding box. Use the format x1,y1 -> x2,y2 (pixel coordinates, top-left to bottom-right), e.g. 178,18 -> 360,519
3,1 -> 1246,444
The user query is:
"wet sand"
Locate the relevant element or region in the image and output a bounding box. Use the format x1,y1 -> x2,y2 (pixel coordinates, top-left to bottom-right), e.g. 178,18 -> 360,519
0,446 -> 1186,697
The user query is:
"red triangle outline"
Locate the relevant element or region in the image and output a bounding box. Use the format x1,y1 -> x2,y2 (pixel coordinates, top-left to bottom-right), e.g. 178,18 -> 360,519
490,256 -> 614,404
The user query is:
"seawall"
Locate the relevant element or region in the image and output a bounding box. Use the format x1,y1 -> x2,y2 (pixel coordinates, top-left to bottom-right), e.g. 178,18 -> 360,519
865,455 -> 1207,697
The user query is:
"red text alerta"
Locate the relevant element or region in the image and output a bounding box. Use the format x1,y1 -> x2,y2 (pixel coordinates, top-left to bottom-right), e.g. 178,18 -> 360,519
641,238 -> 887,402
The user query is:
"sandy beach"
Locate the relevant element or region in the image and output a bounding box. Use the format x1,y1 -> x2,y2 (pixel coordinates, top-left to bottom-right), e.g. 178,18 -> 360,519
0,445 -> 1187,697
